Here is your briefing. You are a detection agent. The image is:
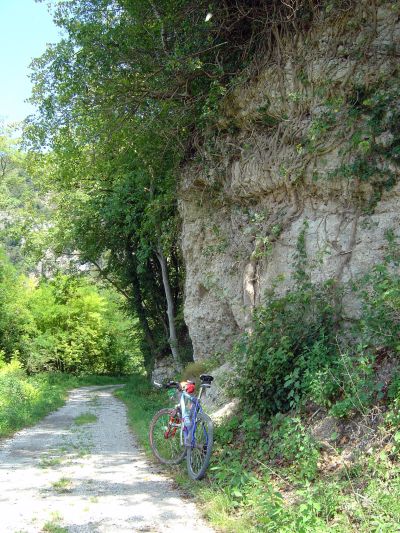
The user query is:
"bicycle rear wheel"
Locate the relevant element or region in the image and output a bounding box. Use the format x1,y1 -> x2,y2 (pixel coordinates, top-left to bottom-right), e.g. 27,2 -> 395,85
149,408 -> 186,465
186,412 -> 213,480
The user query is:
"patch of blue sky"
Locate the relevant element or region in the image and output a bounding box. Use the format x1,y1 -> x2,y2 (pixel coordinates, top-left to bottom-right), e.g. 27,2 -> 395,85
0,0 -> 60,126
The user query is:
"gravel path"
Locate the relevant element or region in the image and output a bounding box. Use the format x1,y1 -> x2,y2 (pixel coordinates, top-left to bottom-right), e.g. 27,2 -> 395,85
0,385 -> 214,533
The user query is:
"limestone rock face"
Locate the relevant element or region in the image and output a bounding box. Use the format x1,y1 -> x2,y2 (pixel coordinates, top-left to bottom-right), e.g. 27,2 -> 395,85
179,2 -> 400,361
151,356 -> 177,384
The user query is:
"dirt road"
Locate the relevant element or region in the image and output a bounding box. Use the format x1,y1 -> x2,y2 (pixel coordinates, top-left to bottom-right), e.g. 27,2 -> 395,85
0,385 -> 214,533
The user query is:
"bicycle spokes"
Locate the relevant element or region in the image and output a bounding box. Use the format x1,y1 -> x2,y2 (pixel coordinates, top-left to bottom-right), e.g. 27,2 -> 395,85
186,413 -> 213,480
149,409 -> 186,465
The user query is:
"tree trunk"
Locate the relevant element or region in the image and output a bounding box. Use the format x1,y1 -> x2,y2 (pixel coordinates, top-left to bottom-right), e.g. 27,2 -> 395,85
155,243 -> 181,370
125,240 -> 156,370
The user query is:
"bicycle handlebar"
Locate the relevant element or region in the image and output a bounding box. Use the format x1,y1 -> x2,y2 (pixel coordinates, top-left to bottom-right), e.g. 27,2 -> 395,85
153,380 -> 181,390
153,375 -> 214,393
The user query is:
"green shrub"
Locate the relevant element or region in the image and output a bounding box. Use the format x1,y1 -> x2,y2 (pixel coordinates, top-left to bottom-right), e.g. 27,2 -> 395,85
266,414 -> 320,480
0,246 -> 143,375
356,262 -> 400,354
328,351 -> 376,418
0,248 -> 33,362
25,274 -> 143,375
231,282 -> 340,417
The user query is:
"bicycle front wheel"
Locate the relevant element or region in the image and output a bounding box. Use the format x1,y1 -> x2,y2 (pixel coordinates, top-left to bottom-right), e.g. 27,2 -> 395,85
186,412 -> 213,480
149,408 -> 186,465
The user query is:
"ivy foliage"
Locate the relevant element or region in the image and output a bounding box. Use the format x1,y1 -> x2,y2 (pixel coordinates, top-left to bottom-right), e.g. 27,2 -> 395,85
336,78 -> 400,201
306,74 -> 400,207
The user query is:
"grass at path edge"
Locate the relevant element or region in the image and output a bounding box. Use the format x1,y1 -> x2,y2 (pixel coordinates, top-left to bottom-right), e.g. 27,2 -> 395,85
0,364 -> 127,438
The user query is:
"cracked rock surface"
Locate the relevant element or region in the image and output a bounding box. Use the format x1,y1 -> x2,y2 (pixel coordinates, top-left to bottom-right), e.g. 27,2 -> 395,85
0,385 -> 214,533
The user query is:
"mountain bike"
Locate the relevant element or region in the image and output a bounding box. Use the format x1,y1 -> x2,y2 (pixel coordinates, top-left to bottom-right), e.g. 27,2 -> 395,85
149,374 -> 214,480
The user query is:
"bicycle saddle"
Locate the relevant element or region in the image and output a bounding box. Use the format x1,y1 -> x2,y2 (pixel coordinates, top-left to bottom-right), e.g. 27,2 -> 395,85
200,374 -> 214,384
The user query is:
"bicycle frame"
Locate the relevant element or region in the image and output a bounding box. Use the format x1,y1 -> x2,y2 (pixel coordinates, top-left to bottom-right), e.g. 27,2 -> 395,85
179,384 -> 209,447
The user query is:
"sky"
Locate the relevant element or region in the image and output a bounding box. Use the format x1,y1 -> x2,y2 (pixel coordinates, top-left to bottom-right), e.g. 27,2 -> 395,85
0,0 -> 60,125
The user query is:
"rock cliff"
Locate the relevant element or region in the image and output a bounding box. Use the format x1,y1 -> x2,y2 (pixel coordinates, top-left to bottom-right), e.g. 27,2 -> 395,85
179,1 -> 400,361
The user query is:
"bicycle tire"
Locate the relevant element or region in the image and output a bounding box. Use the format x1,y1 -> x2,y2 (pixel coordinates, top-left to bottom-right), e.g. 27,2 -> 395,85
149,408 -> 186,465
186,412 -> 213,480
